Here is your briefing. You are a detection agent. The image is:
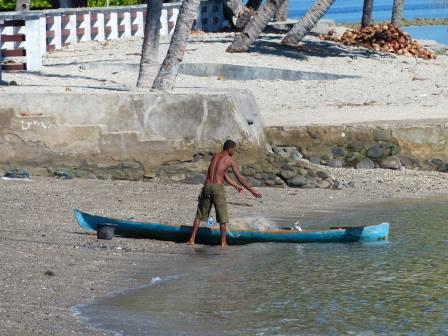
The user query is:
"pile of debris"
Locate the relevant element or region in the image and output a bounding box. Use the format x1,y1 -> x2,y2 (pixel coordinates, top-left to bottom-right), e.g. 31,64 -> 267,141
321,24 -> 435,59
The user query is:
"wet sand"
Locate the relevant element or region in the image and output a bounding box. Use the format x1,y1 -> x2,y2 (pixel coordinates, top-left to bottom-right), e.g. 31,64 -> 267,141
1,167 -> 448,335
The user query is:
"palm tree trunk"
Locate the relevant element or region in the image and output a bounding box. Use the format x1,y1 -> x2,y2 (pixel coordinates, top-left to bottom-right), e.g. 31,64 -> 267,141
152,0 -> 201,90
226,0 -> 287,53
361,0 -> 374,27
391,0 -> 404,26
274,0 -> 289,22
282,0 -> 336,46
136,0 -> 163,88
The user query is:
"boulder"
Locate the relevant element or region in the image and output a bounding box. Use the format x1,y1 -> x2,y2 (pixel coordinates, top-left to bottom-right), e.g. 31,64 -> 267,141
331,147 -> 344,157
247,177 -> 262,187
327,159 -> 343,168
356,158 -> 375,169
279,169 -> 296,180
287,176 -> 308,187
367,144 -> 385,158
380,156 -> 402,170
347,143 -> 364,152
309,156 -> 321,165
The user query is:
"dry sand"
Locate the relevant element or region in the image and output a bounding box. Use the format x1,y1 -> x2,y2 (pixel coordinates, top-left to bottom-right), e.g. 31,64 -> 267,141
1,33 -> 447,127
2,167 -> 448,335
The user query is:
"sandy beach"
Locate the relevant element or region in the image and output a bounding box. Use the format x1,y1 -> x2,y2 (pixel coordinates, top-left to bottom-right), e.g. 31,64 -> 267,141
1,26 -> 448,334
1,166 -> 448,335
1,33 -> 447,127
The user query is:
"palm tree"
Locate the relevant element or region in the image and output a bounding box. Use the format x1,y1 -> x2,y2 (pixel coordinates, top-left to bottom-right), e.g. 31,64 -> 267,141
361,0 -> 374,27
226,0 -> 287,53
391,0 -> 404,26
152,0 -> 202,90
136,0 -> 163,88
274,0 -> 289,22
282,0 -> 336,46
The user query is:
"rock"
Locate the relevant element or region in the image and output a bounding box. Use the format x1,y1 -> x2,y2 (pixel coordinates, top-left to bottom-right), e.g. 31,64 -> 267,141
279,169 -> 296,180
332,180 -> 343,190
386,143 -> 400,156
171,174 -> 186,182
327,159 -> 343,168
274,177 -> 284,185
431,159 -> 444,167
438,163 -> 448,172
309,156 -> 321,165
247,177 -> 262,187
287,176 -> 308,187
331,147 -> 344,157
262,172 -> 276,180
297,168 -> 308,176
87,174 -> 98,179
265,179 -> 274,186
348,143 -> 364,152
4,168 -> 31,179
347,181 -> 356,188
316,179 -> 332,189
44,270 -> 55,276
189,174 -> 206,185
380,156 -> 402,170
243,167 -> 256,176
316,171 -> 329,179
367,145 -> 385,158
356,158 -> 375,169
254,173 -> 263,179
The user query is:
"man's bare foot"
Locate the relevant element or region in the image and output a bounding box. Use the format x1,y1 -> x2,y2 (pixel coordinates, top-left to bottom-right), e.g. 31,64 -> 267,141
186,240 -> 195,246
221,243 -> 228,249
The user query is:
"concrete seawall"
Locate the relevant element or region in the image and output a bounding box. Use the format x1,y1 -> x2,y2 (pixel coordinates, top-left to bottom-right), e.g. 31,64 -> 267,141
0,90 -> 267,180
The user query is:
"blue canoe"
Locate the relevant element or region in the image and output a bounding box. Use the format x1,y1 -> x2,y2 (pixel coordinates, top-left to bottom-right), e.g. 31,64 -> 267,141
74,209 -> 389,245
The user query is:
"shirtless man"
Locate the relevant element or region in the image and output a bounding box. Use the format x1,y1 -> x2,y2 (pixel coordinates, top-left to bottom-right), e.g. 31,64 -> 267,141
187,140 -> 262,248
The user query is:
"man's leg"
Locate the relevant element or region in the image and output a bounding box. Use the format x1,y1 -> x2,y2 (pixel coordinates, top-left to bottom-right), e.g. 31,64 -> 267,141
187,217 -> 201,245
220,223 -> 228,248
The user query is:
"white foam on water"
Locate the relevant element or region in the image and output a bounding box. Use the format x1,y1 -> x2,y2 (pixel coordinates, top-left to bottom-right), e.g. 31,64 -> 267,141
229,216 -> 279,231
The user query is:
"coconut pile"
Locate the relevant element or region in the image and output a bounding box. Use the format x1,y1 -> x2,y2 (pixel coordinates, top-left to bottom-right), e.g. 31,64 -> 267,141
321,23 -> 436,59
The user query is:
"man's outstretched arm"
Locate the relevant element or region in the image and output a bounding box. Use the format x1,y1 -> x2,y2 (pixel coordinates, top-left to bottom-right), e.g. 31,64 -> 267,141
230,161 -> 262,198
224,174 -> 243,192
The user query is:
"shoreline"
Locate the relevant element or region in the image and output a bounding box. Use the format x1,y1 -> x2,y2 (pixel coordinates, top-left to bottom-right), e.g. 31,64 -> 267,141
2,169 -> 448,334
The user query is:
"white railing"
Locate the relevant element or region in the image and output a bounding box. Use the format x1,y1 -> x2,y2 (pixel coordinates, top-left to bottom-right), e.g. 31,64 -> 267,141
0,1 -> 228,72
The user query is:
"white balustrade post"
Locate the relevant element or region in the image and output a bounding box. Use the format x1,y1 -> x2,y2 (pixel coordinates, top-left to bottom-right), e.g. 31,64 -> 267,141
40,15 -> 46,55
25,16 -> 43,71
123,10 -> 131,38
135,10 -> 144,37
80,12 -> 91,42
53,14 -> 62,50
170,8 -> 179,34
107,11 -> 118,40
160,9 -> 168,35
96,12 -> 105,41
68,13 -> 77,45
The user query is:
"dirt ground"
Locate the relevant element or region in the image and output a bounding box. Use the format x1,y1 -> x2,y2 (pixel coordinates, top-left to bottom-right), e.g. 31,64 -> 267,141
1,166 -> 448,335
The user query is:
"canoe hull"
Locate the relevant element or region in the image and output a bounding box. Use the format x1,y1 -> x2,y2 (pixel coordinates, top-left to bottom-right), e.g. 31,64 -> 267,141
74,209 -> 389,245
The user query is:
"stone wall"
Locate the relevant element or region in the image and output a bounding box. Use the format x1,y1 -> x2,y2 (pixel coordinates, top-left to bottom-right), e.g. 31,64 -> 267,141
267,121 -> 448,172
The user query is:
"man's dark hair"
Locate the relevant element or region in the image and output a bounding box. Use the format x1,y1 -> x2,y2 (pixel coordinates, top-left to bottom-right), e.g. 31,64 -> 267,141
223,139 -> 236,151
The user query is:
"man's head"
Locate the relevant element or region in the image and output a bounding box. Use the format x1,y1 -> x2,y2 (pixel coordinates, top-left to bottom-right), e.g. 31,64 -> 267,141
223,139 -> 237,156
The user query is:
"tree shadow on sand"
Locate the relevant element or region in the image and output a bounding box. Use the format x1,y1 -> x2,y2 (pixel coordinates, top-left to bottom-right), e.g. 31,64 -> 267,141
249,37 -> 389,60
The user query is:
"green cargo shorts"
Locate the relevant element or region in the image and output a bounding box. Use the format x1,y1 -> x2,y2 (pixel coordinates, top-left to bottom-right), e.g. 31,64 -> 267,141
195,184 -> 229,224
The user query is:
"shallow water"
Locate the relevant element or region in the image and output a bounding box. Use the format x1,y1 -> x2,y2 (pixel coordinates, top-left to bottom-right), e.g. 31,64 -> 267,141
77,198 -> 448,335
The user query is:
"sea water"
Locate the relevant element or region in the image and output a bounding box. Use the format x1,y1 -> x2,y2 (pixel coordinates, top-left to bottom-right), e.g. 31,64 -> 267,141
288,0 -> 448,44
76,197 -> 448,335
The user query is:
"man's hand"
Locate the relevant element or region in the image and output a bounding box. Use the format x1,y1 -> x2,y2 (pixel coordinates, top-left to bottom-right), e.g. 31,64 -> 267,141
251,189 -> 262,198
236,185 -> 244,194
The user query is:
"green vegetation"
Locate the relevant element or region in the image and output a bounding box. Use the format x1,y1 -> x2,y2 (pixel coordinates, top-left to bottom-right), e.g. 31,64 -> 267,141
87,0 -> 140,6
0,0 -> 52,10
